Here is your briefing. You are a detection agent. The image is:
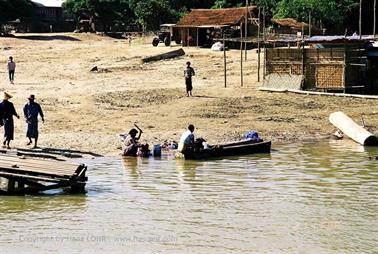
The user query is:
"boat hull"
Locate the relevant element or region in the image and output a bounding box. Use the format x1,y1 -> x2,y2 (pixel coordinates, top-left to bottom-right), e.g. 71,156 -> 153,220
184,140 -> 271,160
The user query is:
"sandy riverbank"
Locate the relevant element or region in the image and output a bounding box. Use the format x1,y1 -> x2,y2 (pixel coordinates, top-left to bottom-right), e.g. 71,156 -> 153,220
0,33 -> 377,156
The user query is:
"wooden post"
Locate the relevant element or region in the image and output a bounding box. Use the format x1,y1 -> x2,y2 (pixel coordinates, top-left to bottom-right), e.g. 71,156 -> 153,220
244,0 -> 248,61
302,41 -> 305,76
196,28 -> 199,48
240,23 -> 244,87
170,26 -> 173,47
7,179 -> 15,193
187,28 -> 190,46
374,0 -> 377,37
257,7 -> 261,82
359,0 -> 362,39
223,30 -> 227,88
309,10 -> 312,37
342,44 -> 347,93
262,7 -> 266,80
17,181 -> 25,190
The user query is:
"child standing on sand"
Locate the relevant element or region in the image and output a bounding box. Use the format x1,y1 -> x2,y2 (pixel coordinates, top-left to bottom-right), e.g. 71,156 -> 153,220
184,61 -> 195,97
7,56 -> 16,84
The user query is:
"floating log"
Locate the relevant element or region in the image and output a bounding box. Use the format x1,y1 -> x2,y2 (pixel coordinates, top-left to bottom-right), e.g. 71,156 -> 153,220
141,48 -> 185,63
0,154 -> 87,195
329,112 -> 378,146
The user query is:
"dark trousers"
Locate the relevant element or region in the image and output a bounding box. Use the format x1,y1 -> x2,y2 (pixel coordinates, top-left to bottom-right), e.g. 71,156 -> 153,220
9,70 -> 15,81
185,78 -> 193,92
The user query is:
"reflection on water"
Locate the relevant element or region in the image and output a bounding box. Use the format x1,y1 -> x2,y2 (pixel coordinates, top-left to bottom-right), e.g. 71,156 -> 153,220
0,141 -> 377,253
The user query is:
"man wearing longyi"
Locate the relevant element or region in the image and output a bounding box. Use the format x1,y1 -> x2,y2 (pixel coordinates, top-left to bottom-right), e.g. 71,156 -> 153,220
0,92 -> 20,149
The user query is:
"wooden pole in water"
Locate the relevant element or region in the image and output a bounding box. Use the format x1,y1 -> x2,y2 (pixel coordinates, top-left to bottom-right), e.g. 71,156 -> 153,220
257,7 -> 261,82
223,29 -> 227,88
240,22 -> 244,87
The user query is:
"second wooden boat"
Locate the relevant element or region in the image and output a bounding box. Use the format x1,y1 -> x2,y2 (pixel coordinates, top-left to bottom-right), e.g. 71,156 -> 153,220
184,140 -> 271,160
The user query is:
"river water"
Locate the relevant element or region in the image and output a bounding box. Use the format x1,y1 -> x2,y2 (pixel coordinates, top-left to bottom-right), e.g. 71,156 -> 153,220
0,141 -> 377,254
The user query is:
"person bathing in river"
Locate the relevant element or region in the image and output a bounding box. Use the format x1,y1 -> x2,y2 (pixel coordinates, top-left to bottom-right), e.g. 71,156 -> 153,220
178,124 -> 195,154
122,128 -> 143,156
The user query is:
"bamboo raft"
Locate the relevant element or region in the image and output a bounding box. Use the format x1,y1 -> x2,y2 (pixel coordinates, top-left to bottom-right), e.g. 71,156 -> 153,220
0,154 -> 87,195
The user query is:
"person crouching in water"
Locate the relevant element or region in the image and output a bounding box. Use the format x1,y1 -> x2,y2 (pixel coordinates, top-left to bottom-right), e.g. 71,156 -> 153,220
122,128 -> 150,157
178,124 -> 195,155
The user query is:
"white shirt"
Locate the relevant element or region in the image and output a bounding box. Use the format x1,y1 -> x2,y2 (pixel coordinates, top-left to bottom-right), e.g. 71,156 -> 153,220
178,130 -> 194,152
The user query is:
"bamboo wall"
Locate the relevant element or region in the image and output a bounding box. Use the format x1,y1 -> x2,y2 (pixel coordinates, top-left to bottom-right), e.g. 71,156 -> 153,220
265,48 -> 367,91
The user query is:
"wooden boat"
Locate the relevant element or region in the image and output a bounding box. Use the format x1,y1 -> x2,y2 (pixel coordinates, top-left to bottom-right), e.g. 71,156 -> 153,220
184,140 -> 271,160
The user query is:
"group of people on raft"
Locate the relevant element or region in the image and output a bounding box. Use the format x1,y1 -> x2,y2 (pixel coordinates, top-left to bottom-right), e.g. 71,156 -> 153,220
122,124 -> 197,157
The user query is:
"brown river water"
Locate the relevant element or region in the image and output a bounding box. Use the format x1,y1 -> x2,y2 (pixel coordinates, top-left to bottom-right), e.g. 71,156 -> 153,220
0,140 -> 377,253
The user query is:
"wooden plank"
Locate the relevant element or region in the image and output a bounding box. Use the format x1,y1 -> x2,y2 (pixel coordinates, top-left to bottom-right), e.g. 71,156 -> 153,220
0,159 -> 79,178
0,172 -> 66,183
141,48 -> 185,63
258,87 -> 378,99
0,155 -> 79,171
0,159 -> 77,173
0,160 -> 77,176
0,165 -> 75,179
0,154 -> 78,167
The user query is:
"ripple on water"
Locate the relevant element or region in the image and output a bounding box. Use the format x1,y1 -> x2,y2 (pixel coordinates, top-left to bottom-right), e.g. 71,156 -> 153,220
0,141 -> 377,253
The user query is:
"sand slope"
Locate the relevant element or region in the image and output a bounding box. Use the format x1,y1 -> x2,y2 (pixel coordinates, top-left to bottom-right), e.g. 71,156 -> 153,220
0,33 -> 377,155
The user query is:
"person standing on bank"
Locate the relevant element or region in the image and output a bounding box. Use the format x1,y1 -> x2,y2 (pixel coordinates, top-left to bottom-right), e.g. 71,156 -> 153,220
23,95 -> 44,148
184,61 -> 195,97
0,92 -> 20,149
7,56 -> 16,84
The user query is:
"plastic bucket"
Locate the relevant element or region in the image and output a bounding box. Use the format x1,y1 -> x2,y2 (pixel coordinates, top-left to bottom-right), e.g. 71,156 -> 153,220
153,144 -> 162,157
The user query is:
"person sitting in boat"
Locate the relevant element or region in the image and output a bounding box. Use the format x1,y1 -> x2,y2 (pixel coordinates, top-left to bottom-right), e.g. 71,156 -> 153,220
122,128 -> 143,156
178,124 -> 195,154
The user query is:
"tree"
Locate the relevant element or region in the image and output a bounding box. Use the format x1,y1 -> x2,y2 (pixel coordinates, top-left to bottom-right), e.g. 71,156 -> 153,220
274,0 -> 360,32
63,0 -> 133,31
129,0 -> 179,31
0,0 -> 34,22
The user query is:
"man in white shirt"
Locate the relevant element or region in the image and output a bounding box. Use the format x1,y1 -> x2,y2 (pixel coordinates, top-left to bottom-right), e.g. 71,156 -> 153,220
178,124 -> 195,154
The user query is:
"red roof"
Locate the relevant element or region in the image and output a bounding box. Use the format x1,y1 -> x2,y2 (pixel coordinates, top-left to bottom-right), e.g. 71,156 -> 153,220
176,7 -> 258,28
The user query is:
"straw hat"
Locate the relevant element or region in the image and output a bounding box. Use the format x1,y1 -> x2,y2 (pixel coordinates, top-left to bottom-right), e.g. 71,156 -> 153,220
4,92 -> 12,99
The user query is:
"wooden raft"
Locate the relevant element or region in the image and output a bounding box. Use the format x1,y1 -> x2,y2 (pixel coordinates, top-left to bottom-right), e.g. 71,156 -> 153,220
0,154 -> 87,195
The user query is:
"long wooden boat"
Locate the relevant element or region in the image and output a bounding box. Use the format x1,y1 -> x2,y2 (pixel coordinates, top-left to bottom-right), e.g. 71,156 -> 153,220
184,140 -> 271,160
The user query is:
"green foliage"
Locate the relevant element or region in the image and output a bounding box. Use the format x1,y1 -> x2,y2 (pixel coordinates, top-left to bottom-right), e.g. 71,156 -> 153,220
0,0 -> 34,22
0,0 -> 367,34
63,0 -> 133,27
129,0 -> 179,30
274,0 -> 360,29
